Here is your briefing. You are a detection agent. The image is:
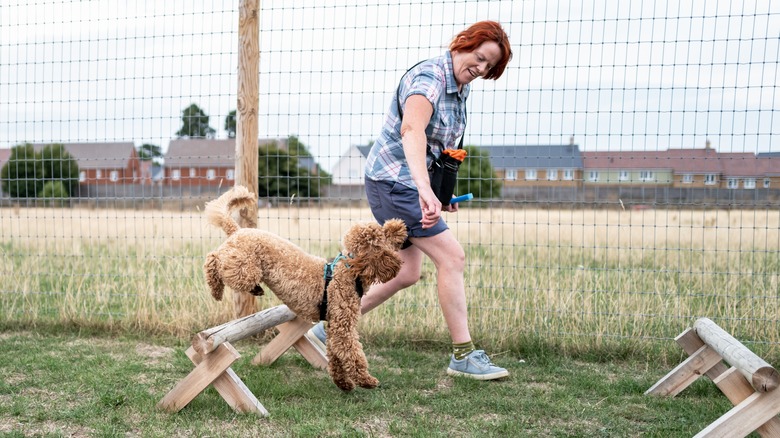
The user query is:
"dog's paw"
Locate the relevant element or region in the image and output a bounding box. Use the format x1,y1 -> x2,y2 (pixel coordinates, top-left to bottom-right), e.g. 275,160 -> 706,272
334,377 -> 356,392
357,375 -> 379,389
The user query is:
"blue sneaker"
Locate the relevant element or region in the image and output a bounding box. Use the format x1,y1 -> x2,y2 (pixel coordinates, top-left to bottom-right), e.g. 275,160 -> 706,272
304,321 -> 327,355
447,350 -> 509,380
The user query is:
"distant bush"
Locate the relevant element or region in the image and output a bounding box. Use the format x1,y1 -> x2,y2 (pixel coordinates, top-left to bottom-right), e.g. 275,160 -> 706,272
40,181 -> 70,207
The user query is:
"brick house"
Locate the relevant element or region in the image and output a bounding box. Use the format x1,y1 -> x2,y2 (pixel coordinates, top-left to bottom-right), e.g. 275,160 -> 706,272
581,150 -> 674,186
719,152 -> 764,190
33,142 -> 141,185
164,139 -> 236,187
486,144 -> 583,187
757,154 -> 780,189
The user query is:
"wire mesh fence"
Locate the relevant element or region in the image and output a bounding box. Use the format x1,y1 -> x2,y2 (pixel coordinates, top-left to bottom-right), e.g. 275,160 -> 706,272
1,1 -> 778,355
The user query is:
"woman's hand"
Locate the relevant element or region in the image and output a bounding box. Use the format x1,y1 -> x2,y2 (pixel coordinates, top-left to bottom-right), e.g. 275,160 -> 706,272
418,187 -> 442,229
442,198 -> 459,213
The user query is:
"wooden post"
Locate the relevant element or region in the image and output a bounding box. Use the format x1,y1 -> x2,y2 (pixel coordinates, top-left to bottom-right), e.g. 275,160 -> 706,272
694,318 -> 780,393
234,0 -> 260,318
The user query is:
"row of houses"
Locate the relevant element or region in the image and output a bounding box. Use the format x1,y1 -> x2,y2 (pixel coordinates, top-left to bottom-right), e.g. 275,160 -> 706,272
339,140 -> 780,191
1,139 -> 778,198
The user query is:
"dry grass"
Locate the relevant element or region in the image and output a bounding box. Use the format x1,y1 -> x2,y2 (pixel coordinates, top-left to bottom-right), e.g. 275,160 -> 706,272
1,205 -> 779,358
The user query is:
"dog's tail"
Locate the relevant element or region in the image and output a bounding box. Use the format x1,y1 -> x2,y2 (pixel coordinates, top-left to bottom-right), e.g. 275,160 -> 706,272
203,251 -> 224,300
204,185 -> 257,236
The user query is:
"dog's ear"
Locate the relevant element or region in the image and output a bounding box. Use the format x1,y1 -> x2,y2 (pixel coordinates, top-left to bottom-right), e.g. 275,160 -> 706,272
354,248 -> 402,285
382,218 -> 408,250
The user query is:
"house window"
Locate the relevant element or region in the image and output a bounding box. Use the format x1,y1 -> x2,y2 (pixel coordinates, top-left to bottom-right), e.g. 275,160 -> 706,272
588,171 -> 600,182
547,169 -> 558,181
505,169 -> 517,181
705,174 -> 717,185
639,171 -> 655,182
764,178 -> 771,188
96,169 -> 102,179
79,171 -> 86,182
206,169 -> 216,180
727,178 -> 738,189
172,169 -> 181,181
525,169 -> 537,181
226,169 -> 235,180
110,171 -> 119,182
189,168 -> 197,178
682,174 -> 693,184
563,169 -> 574,181
618,170 -> 629,181
744,178 -> 756,189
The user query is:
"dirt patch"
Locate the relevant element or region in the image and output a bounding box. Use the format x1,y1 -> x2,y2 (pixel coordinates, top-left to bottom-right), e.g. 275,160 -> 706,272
0,420 -> 93,437
135,343 -> 175,365
353,416 -> 392,437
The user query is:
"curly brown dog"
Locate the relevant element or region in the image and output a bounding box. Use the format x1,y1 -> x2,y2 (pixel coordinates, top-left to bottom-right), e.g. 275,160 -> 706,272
203,186 -> 407,391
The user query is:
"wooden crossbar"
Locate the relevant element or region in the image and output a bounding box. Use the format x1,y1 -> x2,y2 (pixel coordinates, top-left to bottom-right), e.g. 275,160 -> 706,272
646,320 -> 780,438
159,305 -> 327,416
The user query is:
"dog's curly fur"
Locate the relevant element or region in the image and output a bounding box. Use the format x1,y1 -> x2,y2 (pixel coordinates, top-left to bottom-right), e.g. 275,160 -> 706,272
203,186 -> 407,391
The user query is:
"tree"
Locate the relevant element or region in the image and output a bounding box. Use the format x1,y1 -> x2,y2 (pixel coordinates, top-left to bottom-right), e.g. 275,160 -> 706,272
175,103 -> 216,138
39,143 -> 79,197
284,135 -> 332,186
225,110 -> 237,138
455,145 -> 502,200
1,143 -> 42,199
137,143 -> 163,165
257,143 -> 320,198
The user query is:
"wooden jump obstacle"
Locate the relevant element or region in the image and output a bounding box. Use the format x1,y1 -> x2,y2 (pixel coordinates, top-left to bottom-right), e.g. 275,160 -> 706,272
646,317 -> 780,438
157,305 -> 327,416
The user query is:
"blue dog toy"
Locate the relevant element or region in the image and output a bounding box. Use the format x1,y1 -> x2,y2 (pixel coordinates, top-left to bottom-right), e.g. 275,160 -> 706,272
449,193 -> 473,205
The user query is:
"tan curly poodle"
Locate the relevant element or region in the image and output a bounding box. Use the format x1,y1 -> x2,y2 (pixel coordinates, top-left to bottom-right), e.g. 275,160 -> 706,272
203,185 -> 407,391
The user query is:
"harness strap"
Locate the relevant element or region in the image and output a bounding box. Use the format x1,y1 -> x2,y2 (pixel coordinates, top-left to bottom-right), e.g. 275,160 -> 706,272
319,254 -> 364,321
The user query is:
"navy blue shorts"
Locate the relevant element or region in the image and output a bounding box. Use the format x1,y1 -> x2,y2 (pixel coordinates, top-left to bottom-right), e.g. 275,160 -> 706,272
365,177 -> 448,248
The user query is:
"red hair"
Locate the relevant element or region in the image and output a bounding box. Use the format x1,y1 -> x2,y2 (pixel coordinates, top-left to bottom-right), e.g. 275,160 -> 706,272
449,21 -> 512,80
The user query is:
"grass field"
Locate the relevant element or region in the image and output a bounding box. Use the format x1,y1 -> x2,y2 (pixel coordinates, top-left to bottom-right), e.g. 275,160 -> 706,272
1,205 -> 779,361
0,327 -> 737,437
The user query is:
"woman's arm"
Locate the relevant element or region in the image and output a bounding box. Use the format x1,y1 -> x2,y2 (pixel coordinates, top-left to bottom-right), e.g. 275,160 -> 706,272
400,94 -> 441,229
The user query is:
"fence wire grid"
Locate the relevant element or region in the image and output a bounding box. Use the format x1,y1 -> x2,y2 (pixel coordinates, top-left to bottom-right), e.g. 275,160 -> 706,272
1,1 -> 779,354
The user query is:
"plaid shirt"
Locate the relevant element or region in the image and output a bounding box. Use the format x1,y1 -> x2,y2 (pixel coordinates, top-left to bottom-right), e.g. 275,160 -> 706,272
365,51 -> 469,189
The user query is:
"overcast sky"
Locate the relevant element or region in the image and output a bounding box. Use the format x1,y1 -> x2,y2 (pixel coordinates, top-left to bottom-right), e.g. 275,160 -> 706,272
1,0 -> 778,171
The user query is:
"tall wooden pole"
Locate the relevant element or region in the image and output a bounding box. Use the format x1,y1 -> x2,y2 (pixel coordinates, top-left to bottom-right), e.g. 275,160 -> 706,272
234,0 -> 260,317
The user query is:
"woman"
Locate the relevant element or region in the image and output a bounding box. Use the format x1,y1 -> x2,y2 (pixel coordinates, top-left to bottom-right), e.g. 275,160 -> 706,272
309,21 -> 512,380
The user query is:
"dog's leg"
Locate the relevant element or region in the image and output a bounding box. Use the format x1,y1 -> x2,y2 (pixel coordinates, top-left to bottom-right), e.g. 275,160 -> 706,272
203,252 -> 225,300
327,312 -> 378,390
326,349 -> 355,392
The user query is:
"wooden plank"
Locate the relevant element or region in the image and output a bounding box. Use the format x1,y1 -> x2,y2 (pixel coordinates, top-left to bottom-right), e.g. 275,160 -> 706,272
157,343 -> 240,412
694,318 -> 780,393
290,332 -> 328,371
694,388 -> 780,438
192,305 -> 297,355
186,345 -> 268,416
252,316 -> 322,367
712,367 -> 780,438
645,344 -> 723,397
676,328 -> 730,380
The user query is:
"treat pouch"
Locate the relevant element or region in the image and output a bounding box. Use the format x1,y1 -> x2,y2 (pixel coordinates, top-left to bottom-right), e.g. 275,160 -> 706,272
429,149 -> 468,205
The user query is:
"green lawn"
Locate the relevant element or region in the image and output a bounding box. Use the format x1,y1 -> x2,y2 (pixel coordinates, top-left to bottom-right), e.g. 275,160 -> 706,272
0,326 -> 740,437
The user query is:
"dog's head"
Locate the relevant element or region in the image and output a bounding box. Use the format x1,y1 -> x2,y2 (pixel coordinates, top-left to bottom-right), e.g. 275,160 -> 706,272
341,219 -> 407,285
